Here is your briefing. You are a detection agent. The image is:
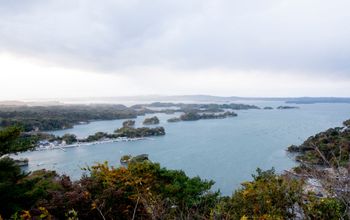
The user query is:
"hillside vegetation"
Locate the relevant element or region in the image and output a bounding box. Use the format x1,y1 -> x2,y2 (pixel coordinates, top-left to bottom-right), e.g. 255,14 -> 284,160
288,120 -> 350,167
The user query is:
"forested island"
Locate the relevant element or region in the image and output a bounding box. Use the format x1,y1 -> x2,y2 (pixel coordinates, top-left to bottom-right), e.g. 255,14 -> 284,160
0,102 -> 259,132
1,120 -> 349,219
81,126 -> 166,143
142,116 -> 160,125
277,106 -> 299,109
263,106 -> 274,110
168,111 -> 237,122
32,120 -> 165,150
122,119 -> 135,128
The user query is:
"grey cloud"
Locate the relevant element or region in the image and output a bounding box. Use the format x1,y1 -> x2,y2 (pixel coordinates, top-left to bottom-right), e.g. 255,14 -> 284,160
0,0 -> 350,77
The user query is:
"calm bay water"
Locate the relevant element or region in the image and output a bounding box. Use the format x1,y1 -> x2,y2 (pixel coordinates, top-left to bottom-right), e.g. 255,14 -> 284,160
16,102 -> 350,195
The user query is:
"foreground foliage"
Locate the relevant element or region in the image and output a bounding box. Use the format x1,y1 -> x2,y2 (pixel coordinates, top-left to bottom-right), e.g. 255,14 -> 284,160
1,164 -> 346,219
2,162 -> 217,219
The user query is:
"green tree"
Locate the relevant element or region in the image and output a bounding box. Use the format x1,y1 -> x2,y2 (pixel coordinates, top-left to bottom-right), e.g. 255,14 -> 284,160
61,133 -> 77,144
0,126 -> 37,217
225,168 -> 304,219
303,195 -> 344,220
0,126 -> 36,157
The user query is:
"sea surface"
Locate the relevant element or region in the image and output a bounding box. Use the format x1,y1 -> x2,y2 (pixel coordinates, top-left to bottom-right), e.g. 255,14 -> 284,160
15,101 -> 350,195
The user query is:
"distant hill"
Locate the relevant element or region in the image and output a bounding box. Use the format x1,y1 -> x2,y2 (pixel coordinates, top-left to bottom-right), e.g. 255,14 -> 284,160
1,96 -> 349,106
285,97 -> 350,104
58,95 -> 350,104
0,100 -> 62,106
57,95 -> 283,104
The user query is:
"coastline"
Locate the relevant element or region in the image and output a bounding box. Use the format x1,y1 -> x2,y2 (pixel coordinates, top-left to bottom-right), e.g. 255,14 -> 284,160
36,137 -> 150,151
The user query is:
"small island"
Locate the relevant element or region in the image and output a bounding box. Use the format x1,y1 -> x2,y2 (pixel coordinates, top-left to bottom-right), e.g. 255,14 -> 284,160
168,111 -> 237,122
167,117 -> 181,123
277,106 -> 299,110
115,126 -> 165,138
122,120 -> 135,127
263,107 -> 274,110
143,116 -> 160,125
180,112 -> 201,121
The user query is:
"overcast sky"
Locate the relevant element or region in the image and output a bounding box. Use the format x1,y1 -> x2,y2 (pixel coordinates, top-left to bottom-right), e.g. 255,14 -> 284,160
1,0 -> 350,100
